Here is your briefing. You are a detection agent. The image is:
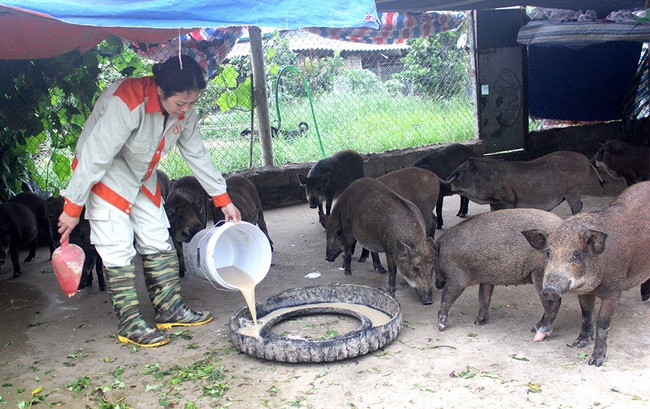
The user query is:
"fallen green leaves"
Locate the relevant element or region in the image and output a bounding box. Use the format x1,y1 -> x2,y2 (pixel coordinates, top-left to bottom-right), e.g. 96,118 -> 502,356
611,386 -> 645,401
142,352 -> 230,405
527,381 -> 542,393
450,366 -> 505,382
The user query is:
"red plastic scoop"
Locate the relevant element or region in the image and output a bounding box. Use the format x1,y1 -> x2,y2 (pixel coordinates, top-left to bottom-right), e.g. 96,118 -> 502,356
51,239 -> 85,297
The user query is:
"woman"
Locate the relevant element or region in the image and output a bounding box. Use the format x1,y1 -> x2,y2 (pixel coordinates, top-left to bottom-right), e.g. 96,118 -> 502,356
58,55 -> 241,348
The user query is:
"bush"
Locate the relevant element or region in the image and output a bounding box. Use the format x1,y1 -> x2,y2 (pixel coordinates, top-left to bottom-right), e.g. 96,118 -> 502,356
337,69 -> 385,94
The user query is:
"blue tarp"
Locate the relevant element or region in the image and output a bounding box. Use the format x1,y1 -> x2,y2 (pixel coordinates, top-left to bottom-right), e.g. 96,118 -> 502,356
0,0 -> 379,59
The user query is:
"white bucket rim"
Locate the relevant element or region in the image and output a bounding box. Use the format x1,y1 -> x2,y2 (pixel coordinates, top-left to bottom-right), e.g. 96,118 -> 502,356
196,221 -> 272,290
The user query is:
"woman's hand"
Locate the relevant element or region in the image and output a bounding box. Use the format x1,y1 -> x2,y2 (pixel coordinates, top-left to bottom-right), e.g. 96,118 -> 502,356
221,203 -> 242,224
58,212 -> 80,243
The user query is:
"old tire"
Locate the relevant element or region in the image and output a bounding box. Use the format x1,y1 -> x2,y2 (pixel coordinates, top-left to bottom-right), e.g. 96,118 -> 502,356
229,284 -> 402,363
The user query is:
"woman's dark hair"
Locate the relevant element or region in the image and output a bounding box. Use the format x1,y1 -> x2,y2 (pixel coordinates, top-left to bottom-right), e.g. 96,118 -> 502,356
152,55 -> 207,98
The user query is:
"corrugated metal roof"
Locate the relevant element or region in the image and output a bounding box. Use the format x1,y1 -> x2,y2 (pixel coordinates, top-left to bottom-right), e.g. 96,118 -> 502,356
227,29 -> 409,59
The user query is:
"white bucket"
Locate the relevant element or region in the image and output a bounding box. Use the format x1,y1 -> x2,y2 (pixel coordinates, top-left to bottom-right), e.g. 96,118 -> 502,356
185,221 -> 272,291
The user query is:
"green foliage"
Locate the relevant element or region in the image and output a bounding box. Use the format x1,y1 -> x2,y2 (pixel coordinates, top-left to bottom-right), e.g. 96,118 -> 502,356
0,51 -> 101,200
395,24 -> 469,99
231,31 -> 343,100
195,65 -> 252,118
338,69 -> 385,94
384,78 -> 407,96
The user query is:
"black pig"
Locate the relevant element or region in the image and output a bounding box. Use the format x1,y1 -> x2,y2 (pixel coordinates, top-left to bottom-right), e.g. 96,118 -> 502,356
298,149 -> 365,224
166,174 -> 273,277
213,174 -> 273,251
411,143 -> 480,228
591,140 -> 649,187
0,192 -> 55,278
165,176 -> 215,277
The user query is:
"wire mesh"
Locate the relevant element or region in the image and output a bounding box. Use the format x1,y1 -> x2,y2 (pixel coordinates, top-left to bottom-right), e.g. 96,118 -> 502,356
9,21 -> 477,198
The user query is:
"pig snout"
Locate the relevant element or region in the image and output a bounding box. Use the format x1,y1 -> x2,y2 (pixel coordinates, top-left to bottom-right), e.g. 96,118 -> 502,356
542,275 -> 571,300
416,287 -> 434,305
173,223 -> 203,243
308,197 -> 320,209
541,285 -> 562,301
325,246 -> 342,262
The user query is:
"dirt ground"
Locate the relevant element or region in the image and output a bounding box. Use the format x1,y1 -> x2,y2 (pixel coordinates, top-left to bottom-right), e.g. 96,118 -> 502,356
1,181 -> 649,409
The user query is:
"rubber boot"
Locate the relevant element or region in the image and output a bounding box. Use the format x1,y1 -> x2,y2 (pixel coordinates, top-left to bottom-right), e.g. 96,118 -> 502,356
142,251 -> 213,329
104,264 -> 170,348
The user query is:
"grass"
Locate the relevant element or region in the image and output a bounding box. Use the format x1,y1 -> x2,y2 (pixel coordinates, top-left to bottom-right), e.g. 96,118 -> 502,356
159,90 -> 476,179
36,90 -> 476,188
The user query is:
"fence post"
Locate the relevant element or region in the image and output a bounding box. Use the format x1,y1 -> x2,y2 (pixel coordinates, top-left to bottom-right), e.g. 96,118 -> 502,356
249,25 -> 274,166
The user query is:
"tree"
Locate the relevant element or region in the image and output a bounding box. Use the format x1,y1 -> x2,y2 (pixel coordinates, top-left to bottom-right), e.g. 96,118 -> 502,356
395,24 -> 469,99
0,36 -> 155,200
0,51 -> 101,200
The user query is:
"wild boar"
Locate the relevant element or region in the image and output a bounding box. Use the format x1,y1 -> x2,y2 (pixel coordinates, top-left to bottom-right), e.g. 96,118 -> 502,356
166,174 -> 273,276
324,177 -> 436,304
364,167 -> 440,275
47,197 -> 104,290
411,143 -> 480,228
213,174 -> 273,251
166,175 -> 212,277
591,139 -> 649,186
157,169 -> 172,202
522,181 -> 650,367
377,167 -> 439,238
298,149 -> 365,223
444,151 -> 604,214
435,208 -> 563,335
0,192 -> 55,278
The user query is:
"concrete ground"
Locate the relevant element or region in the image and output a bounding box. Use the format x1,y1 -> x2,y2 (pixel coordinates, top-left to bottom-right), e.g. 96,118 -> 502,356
1,179 -> 649,408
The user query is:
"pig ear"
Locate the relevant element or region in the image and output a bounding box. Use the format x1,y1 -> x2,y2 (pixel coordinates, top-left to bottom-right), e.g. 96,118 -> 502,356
318,210 -> 329,227
582,229 -> 607,255
426,237 -> 437,253
466,158 -> 477,173
319,172 -> 331,183
250,208 -> 259,225
521,229 -> 548,251
297,174 -> 308,186
397,241 -> 416,259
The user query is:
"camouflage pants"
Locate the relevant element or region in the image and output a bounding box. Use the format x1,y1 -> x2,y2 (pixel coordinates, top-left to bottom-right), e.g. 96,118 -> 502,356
142,250 -> 213,329
104,263 -> 169,347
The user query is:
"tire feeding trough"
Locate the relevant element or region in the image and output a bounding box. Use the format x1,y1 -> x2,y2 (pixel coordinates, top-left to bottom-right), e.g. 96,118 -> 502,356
229,284 -> 402,363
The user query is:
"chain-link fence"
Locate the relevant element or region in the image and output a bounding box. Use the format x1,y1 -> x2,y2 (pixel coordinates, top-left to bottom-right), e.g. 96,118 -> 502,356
160,23 -> 477,180
5,19 -> 476,199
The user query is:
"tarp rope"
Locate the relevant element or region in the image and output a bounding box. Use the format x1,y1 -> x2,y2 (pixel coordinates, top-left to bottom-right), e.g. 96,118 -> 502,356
274,65 -> 326,158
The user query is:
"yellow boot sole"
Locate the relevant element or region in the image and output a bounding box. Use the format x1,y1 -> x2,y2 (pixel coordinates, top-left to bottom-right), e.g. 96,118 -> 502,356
156,315 -> 213,330
117,335 -> 170,348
